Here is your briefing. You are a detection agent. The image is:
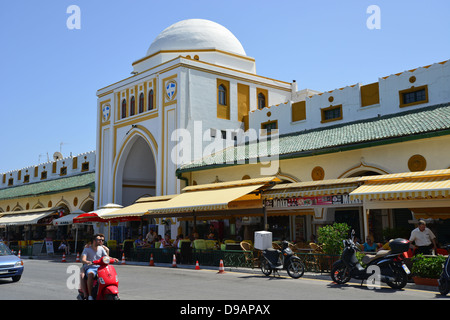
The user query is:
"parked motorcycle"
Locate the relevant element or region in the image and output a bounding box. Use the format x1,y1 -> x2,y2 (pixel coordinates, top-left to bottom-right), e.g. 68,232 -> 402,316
331,238 -> 410,289
438,245 -> 450,296
260,241 -> 305,279
77,256 -> 120,300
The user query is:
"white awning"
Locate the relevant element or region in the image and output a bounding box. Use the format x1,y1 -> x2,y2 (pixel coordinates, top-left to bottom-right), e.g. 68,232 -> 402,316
147,176 -> 279,216
148,184 -> 264,214
263,178 -> 360,199
101,195 -> 176,220
0,208 -> 57,226
350,175 -> 450,201
52,210 -> 86,225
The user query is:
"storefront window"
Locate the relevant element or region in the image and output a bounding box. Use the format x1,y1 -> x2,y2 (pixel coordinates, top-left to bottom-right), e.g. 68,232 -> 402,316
268,216 -> 289,241
335,209 -> 361,241
368,209 -> 384,242
294,215 -> 306,243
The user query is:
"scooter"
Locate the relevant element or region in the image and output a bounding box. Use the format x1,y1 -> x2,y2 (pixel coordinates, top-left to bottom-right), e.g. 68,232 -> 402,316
260,241 -> 305,279
77,256 -> 120,300
438,245 -> 450,296
331,238 -> 411,289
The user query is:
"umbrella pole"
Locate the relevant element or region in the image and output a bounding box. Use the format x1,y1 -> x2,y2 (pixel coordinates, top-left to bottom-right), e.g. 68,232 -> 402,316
263,206 -> 268,231
74,226 -> 78,254
193,210 -> 197,233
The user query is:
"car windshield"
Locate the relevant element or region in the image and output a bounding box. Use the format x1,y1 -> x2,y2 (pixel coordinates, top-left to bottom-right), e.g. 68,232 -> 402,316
0,242 -> 13,256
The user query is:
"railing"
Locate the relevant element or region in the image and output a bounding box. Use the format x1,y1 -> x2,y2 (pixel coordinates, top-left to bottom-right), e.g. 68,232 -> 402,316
126,248 -> 339,272
9,245 -> 33,256
8,244 -> 340,273
9,240 -> 87,256
129,248 -> 251,268
296,253 -> 340,273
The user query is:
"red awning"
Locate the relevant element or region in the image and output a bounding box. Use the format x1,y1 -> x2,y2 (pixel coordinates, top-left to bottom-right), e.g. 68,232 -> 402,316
73,212 -> 140,223
73,212 -> 103,223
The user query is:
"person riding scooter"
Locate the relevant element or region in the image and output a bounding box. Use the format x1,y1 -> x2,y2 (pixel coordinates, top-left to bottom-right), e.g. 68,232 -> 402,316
78,234 -> 110,298
80,234 -> 119,300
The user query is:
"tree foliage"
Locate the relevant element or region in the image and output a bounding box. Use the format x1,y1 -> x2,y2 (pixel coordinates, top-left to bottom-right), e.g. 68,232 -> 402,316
317,223 -> 351,255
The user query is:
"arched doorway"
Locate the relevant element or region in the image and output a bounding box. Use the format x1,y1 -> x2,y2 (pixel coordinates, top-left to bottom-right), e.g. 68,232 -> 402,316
118,135 -> 157,206
346,170 -> 381,177
80,199 -> 94,213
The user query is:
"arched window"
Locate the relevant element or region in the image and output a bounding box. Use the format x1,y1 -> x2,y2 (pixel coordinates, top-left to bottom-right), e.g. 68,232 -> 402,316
130,96 -> 135,116
258,93 -> 266,110
218,85 -> 227,106
121,99 -> 127,119
148,89 -> 154,110
139,93 -> 144,113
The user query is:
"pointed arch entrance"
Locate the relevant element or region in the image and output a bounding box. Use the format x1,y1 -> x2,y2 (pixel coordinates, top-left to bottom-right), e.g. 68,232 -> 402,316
114,132 -> 158,206
338,164 -> 389,243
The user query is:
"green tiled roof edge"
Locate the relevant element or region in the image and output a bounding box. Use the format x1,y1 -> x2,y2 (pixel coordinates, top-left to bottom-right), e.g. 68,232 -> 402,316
0,172 -> 95,201
176,102 -> 450,175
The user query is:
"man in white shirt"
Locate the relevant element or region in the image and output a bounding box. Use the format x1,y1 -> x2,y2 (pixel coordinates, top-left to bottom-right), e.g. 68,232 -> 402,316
409,220 -> 437,255
145,229 -> 156,245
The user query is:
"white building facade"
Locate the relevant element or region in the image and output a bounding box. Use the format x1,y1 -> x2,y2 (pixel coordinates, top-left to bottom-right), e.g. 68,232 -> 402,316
95,19 -> 450,241
95,20 -> 292,231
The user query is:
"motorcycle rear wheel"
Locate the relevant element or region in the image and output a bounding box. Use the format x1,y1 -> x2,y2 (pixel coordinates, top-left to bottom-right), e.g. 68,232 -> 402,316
331,261 -> 351,284
260,259 -> 272,276
287,260 -> 305,279
438,275 -> 449,296
385,265 -> 408,289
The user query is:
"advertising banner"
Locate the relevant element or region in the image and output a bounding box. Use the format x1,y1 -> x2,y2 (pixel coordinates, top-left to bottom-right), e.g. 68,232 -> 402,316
265,193 -> 362,208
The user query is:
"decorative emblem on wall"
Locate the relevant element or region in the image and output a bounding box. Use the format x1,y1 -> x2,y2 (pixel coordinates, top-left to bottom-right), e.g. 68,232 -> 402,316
102,104 -> 111,122
408,154 -> 426,172
165,79 -> 177,101
311,166 -> 325,181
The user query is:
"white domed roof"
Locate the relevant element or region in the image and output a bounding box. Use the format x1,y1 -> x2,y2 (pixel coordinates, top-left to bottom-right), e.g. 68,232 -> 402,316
146,19 -> 246,57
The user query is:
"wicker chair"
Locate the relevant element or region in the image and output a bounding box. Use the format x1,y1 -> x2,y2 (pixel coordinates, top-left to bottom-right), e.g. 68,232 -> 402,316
300,243 -> 318,272
287,242 -> 296,252
272,242 -> 282,250
240,241 -> 259,268
309,242 -> 325,272
309,243 -> 324,253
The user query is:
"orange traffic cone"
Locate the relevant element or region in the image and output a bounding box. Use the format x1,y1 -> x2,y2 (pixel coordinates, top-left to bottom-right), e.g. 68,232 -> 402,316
149,253 -> 155,266
75,252 -> 80,263
62,253 -> 66,262
218,259 -> 225,274
18,250 -> 21,259
121,253 -> 126,265
195,261 -> 200,270
172,254 -> 177,268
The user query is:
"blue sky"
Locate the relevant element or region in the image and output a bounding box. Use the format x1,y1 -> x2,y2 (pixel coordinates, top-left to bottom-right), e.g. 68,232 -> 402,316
1,0 -> 449,173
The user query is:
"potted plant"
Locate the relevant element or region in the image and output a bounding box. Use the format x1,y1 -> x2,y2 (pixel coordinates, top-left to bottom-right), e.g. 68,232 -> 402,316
411,254 -> 446,286
317,223 -> 350,255
317,223 -> 350,270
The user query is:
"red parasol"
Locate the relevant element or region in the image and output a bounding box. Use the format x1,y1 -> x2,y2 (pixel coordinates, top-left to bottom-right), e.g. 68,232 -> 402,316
73,212 -> 140,223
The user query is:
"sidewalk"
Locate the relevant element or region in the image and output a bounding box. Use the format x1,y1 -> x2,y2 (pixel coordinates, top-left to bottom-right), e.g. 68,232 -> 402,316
23,254 -> 440,293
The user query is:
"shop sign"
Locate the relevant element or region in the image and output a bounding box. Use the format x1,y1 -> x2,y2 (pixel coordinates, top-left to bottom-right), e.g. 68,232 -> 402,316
265,193 -> 362,208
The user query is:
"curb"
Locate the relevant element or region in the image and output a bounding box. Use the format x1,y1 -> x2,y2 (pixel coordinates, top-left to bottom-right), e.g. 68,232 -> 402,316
22,255 -> 439,293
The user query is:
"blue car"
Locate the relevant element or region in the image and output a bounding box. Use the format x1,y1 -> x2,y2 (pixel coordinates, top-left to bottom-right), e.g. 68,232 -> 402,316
0,242 -> 24,282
